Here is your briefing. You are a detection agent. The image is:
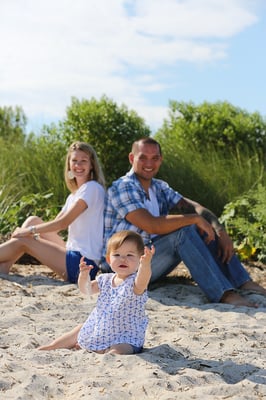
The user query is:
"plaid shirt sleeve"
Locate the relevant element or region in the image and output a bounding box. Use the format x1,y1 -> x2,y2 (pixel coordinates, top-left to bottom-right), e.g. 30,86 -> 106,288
104,177 -> 147,245
103,174 -> 183,255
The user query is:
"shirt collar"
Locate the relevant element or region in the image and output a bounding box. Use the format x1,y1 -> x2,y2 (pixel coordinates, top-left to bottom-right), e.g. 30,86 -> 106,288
126,168 -> 157,191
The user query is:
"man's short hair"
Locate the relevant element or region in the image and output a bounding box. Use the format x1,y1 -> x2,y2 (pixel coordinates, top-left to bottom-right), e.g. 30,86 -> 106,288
132,137 -> 162,155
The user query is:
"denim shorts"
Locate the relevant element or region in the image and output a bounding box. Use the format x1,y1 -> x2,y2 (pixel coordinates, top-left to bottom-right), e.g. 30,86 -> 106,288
66,251 -> 99,283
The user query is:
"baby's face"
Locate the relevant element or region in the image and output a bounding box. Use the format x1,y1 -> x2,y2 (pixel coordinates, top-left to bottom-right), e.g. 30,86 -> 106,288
109,241 -> 140,276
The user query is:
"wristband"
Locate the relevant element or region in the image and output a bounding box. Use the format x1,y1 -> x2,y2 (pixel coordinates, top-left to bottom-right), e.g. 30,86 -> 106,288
29,225 -> 37,234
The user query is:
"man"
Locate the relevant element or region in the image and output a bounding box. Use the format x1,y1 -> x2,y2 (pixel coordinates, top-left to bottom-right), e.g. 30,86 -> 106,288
102,137 -> 266,307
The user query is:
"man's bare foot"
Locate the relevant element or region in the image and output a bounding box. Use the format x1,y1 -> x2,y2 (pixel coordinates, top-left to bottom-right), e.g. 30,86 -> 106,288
220,290 -> 258,308
240,281 -> 266,295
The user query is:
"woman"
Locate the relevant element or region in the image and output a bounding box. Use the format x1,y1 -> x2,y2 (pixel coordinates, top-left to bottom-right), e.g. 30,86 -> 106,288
0,141 -> 105,282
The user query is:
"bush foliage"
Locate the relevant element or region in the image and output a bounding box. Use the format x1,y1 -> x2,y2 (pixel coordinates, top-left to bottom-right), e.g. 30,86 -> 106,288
158,100 -> 266,152
0,192 -> 59,235
44,95 -> 151,187
220,185 -> 266,263
155,100 -> 266,216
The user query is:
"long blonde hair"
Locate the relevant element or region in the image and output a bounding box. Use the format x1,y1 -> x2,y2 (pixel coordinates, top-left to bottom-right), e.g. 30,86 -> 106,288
64,141 -> 105,192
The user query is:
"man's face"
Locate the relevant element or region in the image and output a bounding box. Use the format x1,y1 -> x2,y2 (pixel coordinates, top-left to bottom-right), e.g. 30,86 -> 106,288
129,142 -> 162,182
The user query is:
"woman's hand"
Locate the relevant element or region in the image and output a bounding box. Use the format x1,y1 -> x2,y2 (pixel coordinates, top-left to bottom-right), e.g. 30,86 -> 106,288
12,227 -> 32,238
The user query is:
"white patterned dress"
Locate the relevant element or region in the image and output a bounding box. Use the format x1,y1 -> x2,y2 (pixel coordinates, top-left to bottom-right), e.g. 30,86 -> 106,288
77,273 -> 148,351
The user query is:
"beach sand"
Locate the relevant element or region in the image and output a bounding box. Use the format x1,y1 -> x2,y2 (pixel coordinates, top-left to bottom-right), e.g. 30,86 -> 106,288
0,262 -> 265,400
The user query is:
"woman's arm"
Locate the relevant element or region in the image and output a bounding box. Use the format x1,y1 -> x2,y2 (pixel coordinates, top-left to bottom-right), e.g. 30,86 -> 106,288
12,199 -> 87,238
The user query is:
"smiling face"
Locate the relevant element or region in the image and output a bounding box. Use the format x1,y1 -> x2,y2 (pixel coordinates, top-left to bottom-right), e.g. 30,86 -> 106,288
69,149 -> 92,185
107,239 -> 141,278
129,142 -> 162,190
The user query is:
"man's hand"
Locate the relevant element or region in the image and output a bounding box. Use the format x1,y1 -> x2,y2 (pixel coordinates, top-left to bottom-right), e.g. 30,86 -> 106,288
216,230 -> 235,264
196,216 -> 215,244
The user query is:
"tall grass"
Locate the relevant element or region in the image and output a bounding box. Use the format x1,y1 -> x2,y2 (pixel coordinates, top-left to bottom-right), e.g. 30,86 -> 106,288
0,136 -> 265,233
158,142 -> 265,216
1,137 -> 67,199
0,137 -> 67,232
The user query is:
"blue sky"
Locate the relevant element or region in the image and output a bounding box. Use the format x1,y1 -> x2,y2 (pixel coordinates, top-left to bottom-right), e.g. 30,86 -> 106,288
0,0 -> 265,134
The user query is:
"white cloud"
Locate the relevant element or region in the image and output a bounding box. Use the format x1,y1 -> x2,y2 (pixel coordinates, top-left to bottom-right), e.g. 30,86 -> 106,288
0,0 -> 261,131
132,0 -> 257,37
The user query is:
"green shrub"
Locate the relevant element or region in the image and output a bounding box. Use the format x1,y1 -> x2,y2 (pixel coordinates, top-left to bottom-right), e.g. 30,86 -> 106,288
157,100 -> 266,153
0,192 -> 60,235
155,100 -> 266,216
220,185 -> 266,262
46,95 -> 151,187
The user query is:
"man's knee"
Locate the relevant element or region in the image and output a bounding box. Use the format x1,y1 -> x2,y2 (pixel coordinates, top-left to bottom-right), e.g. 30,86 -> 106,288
172,224 -> 198,244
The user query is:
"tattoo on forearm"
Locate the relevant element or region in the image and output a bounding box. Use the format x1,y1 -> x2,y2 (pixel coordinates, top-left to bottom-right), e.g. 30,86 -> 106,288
175,199 -> 196,214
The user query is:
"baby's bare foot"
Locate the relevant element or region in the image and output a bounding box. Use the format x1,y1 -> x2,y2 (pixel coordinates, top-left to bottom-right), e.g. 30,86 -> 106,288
38,343 -> 57,351
38,342 -> 81,351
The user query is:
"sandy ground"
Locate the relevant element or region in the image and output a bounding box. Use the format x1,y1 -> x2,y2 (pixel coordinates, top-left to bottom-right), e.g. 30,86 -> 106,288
0,262 -> 265,400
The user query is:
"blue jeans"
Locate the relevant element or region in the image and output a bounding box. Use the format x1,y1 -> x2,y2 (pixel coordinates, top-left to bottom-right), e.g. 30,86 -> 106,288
150,225 -> 251,303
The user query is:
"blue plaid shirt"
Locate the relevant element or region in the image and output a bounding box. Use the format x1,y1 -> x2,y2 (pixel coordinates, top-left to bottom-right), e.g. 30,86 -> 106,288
103,169 -> 182,257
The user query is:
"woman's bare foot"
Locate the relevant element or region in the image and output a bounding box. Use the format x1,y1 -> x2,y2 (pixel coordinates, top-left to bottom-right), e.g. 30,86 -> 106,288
240,281 -> 266,295
220,290 -> 258,308
0,261 -> 12,274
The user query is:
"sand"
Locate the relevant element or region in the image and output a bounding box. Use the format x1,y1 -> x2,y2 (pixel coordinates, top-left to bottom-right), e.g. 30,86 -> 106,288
0,263 -> 265,400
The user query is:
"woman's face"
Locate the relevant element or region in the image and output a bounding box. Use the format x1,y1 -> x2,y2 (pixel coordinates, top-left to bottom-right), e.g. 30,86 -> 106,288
69,149 -> 92,183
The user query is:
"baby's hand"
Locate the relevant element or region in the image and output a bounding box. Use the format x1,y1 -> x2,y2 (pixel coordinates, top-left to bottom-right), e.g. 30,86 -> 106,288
78,257 -> 94,296
79,256 -> 94,273
134,245 -> 155,294
140,245 -> 155,265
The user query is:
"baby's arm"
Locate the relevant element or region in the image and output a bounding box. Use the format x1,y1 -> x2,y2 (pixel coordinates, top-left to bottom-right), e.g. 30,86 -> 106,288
134,245 -> 155,295
78,257 -> 99,295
